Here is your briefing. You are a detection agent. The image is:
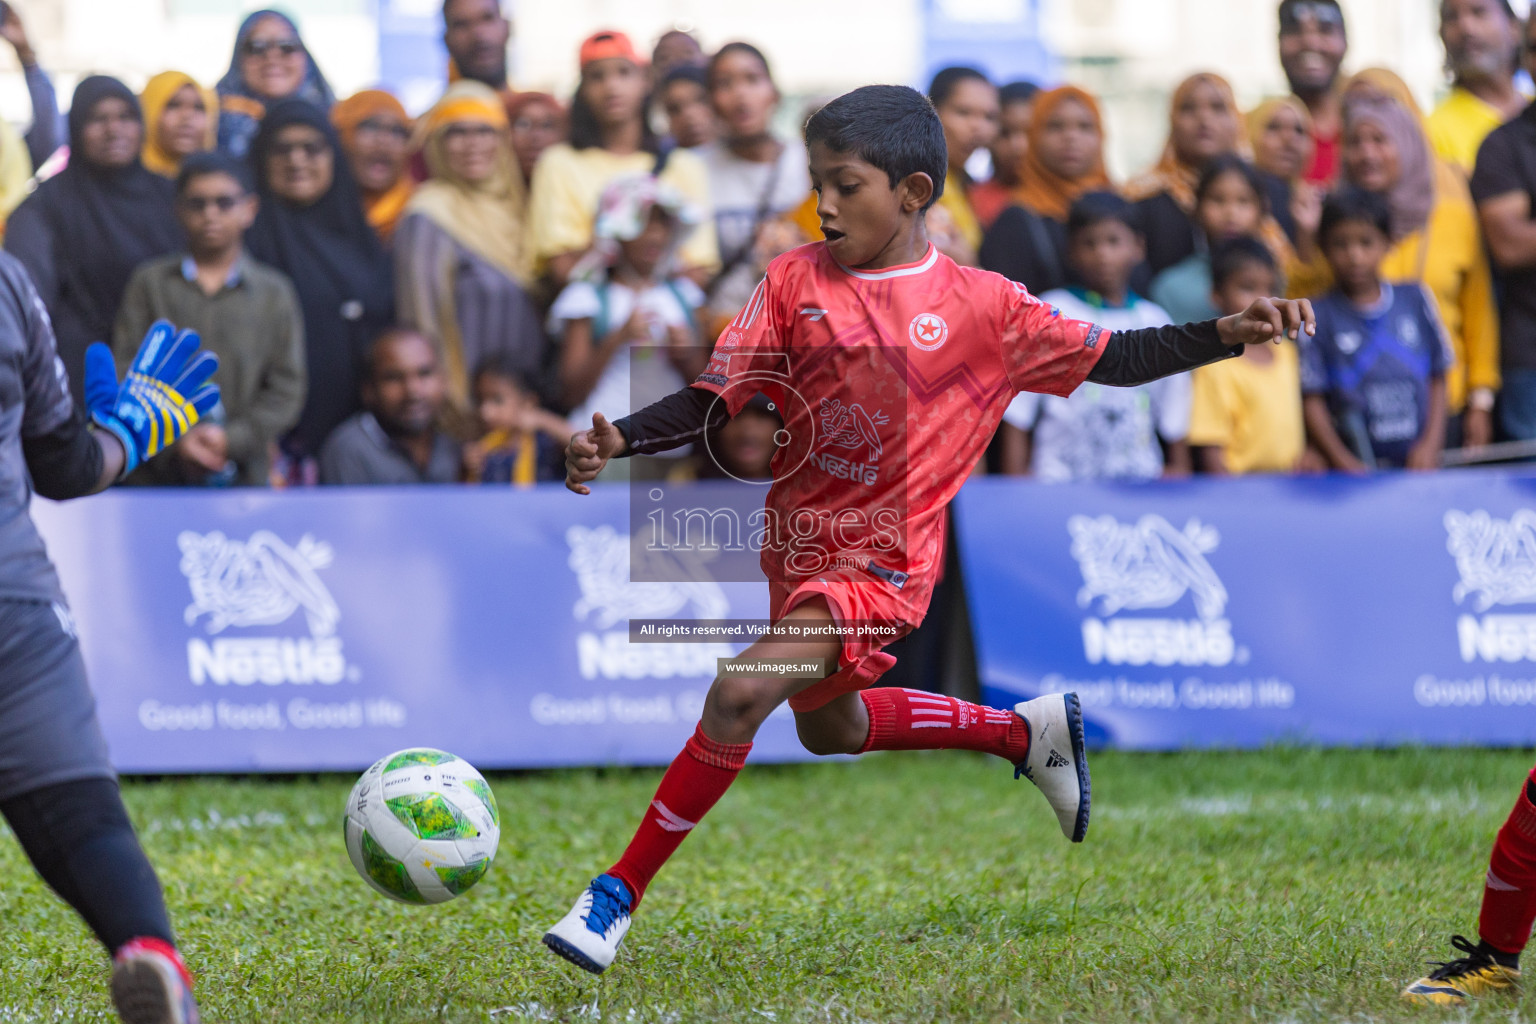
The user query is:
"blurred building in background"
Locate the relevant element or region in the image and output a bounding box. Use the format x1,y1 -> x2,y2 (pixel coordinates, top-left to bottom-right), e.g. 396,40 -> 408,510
2,0 -> 1450,177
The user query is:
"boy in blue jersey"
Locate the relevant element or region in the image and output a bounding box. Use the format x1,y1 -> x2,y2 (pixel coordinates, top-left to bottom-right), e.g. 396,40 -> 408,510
1301,188 -> 1450,471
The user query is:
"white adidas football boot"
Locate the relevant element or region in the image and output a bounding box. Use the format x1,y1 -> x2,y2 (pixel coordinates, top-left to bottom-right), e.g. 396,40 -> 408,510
543,874 -> 633,974
1013,692 -> 1091,842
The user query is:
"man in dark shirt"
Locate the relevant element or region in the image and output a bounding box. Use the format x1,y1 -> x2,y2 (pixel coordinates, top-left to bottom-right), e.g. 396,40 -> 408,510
0,250 -> 214,1019
1471,14 -> 1536,441
319,328 -> 461,484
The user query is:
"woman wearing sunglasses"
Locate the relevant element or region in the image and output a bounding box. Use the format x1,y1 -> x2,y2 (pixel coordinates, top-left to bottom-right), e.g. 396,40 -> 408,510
395,81 -> 546,420
216,9 -> 335,159
247,100 -> 394,484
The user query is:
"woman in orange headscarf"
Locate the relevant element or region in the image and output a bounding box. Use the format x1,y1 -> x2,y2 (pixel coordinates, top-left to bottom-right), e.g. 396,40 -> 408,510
1126,72 -> 1245,275
332,89 -> 415,244
395,81 -> 543,411
979,85 -> 1113,295
140,71 -> 216,178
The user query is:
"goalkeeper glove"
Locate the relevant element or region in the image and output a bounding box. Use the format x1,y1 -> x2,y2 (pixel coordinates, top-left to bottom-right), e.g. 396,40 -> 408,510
84,321 -> 221,479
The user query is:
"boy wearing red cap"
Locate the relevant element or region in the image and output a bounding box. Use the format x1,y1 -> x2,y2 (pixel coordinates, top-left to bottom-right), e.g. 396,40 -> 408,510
526,30 -> 718,290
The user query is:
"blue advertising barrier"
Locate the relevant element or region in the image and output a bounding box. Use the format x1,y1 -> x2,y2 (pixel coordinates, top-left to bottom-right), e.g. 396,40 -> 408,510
953,470 -> 1536,749
30,486 -> 809,774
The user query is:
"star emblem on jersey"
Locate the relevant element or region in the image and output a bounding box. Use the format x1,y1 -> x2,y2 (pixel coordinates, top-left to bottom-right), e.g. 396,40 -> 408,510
908,312 -> 949,351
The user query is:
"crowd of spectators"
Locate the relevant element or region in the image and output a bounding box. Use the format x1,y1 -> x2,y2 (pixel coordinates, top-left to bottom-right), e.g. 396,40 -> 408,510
0,0 -> 1533,488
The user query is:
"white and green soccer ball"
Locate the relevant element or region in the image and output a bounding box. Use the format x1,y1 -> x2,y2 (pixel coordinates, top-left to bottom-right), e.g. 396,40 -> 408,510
344,748 -> 500,905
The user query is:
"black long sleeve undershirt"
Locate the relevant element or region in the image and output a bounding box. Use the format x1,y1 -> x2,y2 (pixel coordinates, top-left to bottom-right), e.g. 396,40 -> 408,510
22,404 -> 105,500
1086,319 -> 1234,387
612,319 -> 1235,457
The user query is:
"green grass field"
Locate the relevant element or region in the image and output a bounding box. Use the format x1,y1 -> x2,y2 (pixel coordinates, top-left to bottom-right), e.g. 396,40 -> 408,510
3,747 -> 1533,1023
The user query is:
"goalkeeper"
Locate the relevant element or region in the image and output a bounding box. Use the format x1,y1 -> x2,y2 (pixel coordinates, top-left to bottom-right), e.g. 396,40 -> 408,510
0,249 -> 217,1024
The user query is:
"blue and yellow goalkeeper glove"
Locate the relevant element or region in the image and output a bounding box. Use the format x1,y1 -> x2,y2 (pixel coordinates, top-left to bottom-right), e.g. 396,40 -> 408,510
84,321 -> 221,479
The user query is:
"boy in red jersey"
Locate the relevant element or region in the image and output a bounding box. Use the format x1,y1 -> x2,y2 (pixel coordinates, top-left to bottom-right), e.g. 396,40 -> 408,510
545,85 -> 1315,974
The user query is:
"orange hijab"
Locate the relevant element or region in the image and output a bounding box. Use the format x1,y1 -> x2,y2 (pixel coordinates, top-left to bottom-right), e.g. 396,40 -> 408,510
1013,86 -> 1112,222
331,89 -> 416,243
1126,72 -> 1244,213
140,71 -> 217,178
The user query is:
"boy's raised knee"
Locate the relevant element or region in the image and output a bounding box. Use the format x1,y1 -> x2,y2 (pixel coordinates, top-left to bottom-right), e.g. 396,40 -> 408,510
704,674 -> 784,738
794,715 -> 866,757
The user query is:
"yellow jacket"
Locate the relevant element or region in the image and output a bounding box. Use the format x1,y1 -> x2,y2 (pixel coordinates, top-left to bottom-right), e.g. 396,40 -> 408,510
1288,163 -> 1498,412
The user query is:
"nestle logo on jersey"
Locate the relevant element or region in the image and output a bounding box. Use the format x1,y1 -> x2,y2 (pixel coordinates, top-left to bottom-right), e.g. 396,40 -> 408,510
810,398 -> 888,485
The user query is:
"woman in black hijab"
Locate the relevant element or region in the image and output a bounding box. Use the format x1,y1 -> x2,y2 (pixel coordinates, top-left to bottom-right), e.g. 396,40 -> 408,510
5,76 -> 180,402
247,99 -> 393,479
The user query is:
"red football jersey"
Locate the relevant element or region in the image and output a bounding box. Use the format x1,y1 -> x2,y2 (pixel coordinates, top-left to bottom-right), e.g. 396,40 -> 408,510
693,241 -> 1107,620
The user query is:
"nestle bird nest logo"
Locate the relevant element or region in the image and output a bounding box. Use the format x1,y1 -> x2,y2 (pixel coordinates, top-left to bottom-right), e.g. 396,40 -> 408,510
1068,514 -> 1240,668
1445,509 -> 1536,663
178,530 -> 356,686
566,524 -> 732,681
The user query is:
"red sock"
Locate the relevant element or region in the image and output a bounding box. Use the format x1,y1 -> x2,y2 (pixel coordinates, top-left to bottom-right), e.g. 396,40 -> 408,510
1480,768 -> 1536,956
858,688 -> 1030,762
607,724 -> 751,909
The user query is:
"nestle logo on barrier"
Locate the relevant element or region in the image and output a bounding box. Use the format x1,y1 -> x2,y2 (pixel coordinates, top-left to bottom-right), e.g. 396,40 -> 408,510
1069,515 -> 1238,667
178,530 -> 355,686
1445,509 -> 1536,662
566,525 -> 733,680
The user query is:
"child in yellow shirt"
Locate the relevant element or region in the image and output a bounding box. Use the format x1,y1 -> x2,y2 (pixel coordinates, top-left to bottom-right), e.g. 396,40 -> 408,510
1188,238 -> 1309,474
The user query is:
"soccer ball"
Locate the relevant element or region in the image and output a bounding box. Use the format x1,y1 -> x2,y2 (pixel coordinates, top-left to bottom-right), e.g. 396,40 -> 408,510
344,748 -> 500,905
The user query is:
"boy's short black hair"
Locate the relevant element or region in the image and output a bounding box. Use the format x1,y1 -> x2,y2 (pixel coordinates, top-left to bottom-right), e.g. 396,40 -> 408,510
1195,154 -> 1268,211
1066,191 -> 1143,239
708,42 -> 774,88
927,65 -> 991,108
804,85 -> 948,211
175,151 -> 253,196
998,80 -> 1040,108
1319,187 -> 1392,244
1210,236 -> 1277,291
660,63 -> 707,93
473,352 -> 540,395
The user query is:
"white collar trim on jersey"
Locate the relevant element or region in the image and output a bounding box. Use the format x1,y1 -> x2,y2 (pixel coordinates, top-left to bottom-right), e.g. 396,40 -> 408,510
834,243 -> 939,281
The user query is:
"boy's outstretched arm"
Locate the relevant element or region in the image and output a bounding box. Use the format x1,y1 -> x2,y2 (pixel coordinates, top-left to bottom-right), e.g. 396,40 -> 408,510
1089,298 -> 1316,387
564,388 -> 727,494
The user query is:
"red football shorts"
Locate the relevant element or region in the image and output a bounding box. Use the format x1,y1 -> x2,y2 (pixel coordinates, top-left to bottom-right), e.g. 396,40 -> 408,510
770,571 -> 922,713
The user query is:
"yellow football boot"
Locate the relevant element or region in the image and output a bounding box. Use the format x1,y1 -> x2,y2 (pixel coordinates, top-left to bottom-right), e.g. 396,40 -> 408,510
1401,935 -> 1521,1006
